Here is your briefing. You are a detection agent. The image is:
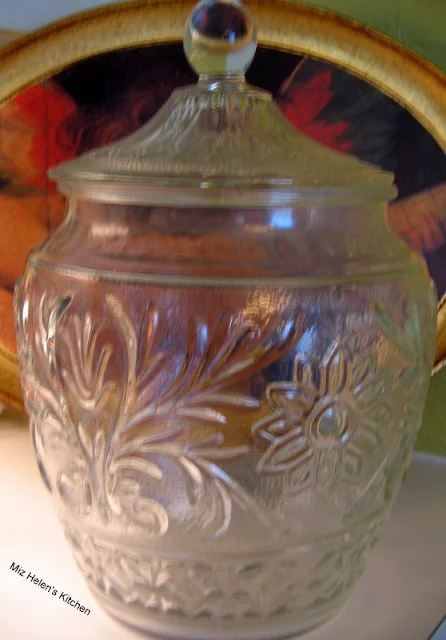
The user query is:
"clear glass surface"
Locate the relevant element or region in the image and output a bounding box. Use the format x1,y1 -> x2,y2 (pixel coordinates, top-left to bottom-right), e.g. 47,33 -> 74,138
15,199 -> 437,639
13,0 -> 438,638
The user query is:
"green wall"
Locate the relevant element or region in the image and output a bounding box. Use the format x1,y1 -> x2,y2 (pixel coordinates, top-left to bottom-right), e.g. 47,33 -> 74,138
296,0 -> 446,73
417,366 -> 446,455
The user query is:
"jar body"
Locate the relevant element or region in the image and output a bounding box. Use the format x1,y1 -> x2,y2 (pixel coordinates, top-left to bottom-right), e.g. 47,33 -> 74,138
15,201 -> 437,639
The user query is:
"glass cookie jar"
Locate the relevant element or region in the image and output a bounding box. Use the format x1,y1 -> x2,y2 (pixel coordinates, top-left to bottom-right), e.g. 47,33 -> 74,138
15,0 -> 437,638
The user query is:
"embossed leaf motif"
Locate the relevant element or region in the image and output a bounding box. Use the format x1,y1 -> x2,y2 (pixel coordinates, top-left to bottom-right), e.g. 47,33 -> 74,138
26,292 -> 301,538
31,293 -> 73,407
112,477 -> 169,537
309,528 -> 380,602
374,296 -> 436,385
374,295 -> 435,441
252,342 -> 390,494
20,294 -> 79,493
123,309 -> 301,434
101,300 -> 301,537
113,434 -> 258,539
374,293 -> 436,487
60,314 -> 115,411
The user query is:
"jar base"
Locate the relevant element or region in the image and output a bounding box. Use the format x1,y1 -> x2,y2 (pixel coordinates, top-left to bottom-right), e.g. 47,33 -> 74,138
64,517 -> 382,640
91,583 -> 346,640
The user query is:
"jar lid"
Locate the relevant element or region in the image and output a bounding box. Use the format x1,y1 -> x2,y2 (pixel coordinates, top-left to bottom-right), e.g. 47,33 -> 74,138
49,0 -> 396,207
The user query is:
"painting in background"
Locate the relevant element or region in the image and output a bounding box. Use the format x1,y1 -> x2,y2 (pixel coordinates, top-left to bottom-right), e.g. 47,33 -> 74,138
1,43 -> 446,359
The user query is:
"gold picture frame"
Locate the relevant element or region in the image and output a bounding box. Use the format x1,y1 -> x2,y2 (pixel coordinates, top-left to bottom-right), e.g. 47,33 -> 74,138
0,0 -> 445,405
0,29 -> 21,48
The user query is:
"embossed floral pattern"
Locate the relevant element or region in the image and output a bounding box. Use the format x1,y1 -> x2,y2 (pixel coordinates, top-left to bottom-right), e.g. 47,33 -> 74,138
375,291 -> 437,499
375,293 -> 436,414
19,290 -> 301,539
252,342 -> 393,493
15,277 -> 435,635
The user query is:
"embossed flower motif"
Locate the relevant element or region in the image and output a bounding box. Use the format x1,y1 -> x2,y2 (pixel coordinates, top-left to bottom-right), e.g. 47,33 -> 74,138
252,342 -> 391,493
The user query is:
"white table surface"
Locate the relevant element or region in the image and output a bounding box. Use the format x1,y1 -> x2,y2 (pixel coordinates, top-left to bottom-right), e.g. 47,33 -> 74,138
1,409 -> 445,640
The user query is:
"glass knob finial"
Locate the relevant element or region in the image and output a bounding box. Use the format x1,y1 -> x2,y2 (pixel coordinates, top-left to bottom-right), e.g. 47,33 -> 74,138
184,0 -> 257,77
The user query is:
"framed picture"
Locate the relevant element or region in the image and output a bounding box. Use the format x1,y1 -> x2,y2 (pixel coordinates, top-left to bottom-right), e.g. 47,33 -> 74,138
0,0 -> 445,416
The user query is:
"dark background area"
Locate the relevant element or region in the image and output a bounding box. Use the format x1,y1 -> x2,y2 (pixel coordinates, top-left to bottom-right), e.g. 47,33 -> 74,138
55,43 -> 446,202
